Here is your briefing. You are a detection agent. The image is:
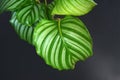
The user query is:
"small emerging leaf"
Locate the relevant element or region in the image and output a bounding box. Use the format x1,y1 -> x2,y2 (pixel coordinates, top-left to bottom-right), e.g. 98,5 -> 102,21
33,16 -> 93,70
52,0 -> 97,16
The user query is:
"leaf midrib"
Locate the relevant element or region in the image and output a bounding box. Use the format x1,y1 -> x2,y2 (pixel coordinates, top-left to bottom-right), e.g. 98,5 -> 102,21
57,18 -> 71,57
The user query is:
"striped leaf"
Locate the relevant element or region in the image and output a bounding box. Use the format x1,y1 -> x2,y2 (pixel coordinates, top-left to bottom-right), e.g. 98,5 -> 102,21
33,16 -> 93,70
16,3 -> 47,26
47,1 -> 55,19
0,0 -> 31,13
52,0 -> 97,16
10,13 -> 34,45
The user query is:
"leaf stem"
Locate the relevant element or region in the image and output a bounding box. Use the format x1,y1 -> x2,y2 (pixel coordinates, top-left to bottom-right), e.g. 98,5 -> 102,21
44,0 -> 47,6
57,18 -> 63,38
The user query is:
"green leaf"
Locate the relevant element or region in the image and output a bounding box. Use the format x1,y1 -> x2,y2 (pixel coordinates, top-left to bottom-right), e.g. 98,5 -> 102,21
52,0 -> 97,16
10,13 -> 34,45
33,16 -> 93,70
47,1 -> 55,19
0,0 -> 31,13
16,3 -> 47,26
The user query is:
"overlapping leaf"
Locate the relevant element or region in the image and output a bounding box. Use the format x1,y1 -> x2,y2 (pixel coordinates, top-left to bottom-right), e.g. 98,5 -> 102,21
0,0 -> 31,13
47,1 -> 55,19
16,3 -> 47,26
33,16 -> 93,70
10,13 -> 34,44
52,0 -> 97,16
0,0 -> 96,70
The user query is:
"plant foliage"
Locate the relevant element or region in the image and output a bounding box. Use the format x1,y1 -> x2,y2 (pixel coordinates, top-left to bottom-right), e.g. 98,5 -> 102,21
0,0 -> 97,70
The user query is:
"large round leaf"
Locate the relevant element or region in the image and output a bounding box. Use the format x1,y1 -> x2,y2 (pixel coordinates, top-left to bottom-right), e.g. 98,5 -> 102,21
33,16 -> 93,70
10,13 -> 34,45
52,0 -> 97,16
16,3 -> 47,26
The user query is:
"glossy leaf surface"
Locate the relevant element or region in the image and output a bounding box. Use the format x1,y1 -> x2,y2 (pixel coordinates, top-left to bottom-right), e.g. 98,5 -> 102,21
16,3 -> 47,26
10,13 -> 34,44
33,16 -> 93,70
0,0 -> 31,13
52,0 -> 97,16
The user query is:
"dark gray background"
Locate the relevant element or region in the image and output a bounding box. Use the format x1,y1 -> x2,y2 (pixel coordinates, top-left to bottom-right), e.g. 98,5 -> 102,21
0,0 -> 120,80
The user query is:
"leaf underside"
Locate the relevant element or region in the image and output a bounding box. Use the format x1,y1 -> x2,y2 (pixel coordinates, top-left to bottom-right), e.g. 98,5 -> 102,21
33,16 -> 93,70
52,0 -> 97,16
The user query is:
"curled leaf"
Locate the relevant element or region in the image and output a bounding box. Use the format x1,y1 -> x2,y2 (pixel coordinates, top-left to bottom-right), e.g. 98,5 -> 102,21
10,13 -> 34,44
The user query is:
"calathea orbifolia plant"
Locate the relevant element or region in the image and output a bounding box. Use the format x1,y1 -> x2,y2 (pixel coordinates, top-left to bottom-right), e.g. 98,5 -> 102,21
0,0 -> 97,70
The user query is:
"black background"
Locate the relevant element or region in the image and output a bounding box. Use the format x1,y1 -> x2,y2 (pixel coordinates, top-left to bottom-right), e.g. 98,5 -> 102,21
0,0 -> 120,80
